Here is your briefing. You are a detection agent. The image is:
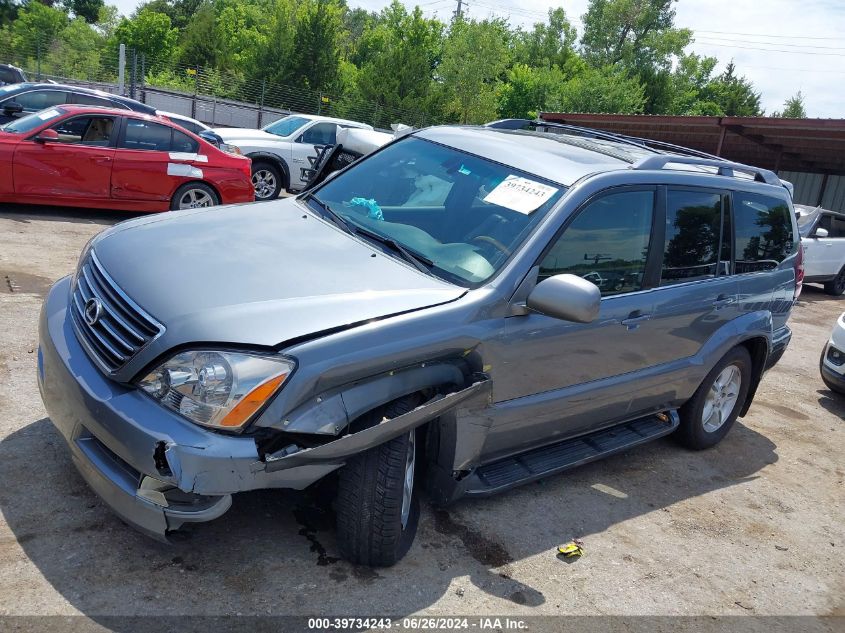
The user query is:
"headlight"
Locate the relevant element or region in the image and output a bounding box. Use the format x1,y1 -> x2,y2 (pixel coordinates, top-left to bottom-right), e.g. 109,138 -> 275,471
220,143 -> 242,155
137,350 -> 294,430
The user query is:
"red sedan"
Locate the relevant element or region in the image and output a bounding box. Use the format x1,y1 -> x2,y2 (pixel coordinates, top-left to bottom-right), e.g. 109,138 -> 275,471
0,105 -> 254,212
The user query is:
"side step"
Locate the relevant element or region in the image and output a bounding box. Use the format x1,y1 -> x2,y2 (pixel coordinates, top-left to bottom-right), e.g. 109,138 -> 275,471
464,411 -> 679,497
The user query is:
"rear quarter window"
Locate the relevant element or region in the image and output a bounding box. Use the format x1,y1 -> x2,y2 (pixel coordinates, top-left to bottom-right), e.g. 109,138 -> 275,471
733,192 -> 794,273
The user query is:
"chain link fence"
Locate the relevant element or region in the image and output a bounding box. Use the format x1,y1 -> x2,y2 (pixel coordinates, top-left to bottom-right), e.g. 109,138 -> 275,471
0,34 -> 429,130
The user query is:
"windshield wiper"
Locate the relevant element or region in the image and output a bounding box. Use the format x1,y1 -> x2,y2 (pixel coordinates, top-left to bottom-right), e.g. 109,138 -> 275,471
303,193 -> 355,235
352,225 -> 435,274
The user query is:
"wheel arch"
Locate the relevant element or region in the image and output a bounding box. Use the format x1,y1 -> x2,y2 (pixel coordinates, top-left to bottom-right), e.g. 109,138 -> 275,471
737,335 -> 769,416
246,151 -> 290,189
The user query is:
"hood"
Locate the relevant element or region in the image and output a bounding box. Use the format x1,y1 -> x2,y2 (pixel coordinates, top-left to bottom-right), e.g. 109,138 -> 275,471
91,199 -> 465,349
212,128 -> 286,142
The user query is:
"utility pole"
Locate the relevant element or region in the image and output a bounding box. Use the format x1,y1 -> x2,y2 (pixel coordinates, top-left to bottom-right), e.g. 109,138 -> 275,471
454,0 -> 464,19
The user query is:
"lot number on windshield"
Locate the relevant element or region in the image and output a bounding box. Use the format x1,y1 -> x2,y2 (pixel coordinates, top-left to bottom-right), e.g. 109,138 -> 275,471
483,175 -> 558,214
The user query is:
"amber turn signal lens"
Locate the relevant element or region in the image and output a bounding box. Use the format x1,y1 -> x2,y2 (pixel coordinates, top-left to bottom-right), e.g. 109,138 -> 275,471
219,373 -> 288,427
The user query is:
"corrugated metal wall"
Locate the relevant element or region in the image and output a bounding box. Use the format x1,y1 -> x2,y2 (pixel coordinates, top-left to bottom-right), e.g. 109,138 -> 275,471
779,171 -> 845,212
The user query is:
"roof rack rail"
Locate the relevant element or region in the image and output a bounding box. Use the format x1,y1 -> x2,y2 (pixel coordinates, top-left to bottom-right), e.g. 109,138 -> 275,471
486,118 -> 659,154
632,155 -> 782,186
613,135 -> 721,160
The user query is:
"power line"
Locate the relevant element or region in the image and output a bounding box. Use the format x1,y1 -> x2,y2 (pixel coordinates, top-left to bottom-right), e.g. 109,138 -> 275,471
695,39 -> 845,56
695,29 -> 844,41
695,36 -> 845,51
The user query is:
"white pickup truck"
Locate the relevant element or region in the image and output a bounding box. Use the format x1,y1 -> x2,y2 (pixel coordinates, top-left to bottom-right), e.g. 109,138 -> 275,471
212,114 -> 373,200
798,204 -> 845,295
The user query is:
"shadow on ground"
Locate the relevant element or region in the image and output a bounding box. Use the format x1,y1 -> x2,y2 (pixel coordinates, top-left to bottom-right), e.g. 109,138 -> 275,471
0,204 -> 143,226
0,413 -> 779,621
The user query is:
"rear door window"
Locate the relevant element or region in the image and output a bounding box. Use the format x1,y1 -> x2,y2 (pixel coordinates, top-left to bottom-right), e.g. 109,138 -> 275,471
119,119 -> 173,152
661,189 -> 725,284
733,192 -> 794,273
171,129 -> 198,153
73,93 -> 127,109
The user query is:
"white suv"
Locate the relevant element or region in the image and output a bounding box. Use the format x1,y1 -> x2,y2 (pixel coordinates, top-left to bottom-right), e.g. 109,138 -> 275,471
212,114 -> 373,200
797,204 -> 845,295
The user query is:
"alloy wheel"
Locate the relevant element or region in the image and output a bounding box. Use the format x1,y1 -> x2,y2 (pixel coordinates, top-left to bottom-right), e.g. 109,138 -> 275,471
252,169 -> 277,199
701,364 -> 742,432
178,188 -> 214,209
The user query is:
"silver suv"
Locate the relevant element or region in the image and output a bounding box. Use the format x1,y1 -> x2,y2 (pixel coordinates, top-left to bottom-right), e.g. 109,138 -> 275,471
38,120 -> 801,566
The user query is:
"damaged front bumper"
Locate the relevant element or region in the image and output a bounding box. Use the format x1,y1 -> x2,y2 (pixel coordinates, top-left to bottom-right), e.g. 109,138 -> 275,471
37,276 -> 339,541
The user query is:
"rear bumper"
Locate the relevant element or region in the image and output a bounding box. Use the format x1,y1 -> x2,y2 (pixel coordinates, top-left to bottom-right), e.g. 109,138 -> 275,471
37,276 -> 337,540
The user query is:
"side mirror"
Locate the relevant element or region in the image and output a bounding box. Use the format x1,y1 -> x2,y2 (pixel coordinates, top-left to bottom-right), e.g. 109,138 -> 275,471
814,227 -> 829,238
526,273 -> 601,323
3,101 -> 23,116
34,128 -> 59,143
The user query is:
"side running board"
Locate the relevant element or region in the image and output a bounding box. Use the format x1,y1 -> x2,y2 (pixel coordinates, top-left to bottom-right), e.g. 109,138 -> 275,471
463,411 -> 679,497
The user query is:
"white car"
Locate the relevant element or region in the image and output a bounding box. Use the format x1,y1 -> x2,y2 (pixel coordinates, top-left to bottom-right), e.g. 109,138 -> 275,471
797,204 -> 845,295
212,114 -> 373,200
156,110 -> 211,136
821,312 -> 845,394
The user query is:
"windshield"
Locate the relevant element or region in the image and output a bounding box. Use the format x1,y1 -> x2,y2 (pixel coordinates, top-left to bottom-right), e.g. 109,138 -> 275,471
0,107 -> 64,134
310,136 -> 566,286
263,115 -> 309,137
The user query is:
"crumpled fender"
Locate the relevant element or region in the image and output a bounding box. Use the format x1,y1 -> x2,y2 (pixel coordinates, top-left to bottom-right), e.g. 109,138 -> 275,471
259,376 -> 491,474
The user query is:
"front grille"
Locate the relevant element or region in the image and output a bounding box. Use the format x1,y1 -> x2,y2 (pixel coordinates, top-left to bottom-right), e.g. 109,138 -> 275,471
71,252 -> 163,374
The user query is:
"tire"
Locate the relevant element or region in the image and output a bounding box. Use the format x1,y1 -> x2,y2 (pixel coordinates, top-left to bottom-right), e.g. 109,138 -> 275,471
251,161 -> 284,201
335,396 -> 422,567
675,346 -> 752,450
170,182 -> 219,210
820,347 -> 845,394
823,266 -> 845,296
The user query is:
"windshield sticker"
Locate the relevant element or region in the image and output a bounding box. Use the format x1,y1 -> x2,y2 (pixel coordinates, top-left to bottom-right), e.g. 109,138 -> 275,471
483,175 -> 558,214
37,109 -> 60,120
458,164 -> 472,176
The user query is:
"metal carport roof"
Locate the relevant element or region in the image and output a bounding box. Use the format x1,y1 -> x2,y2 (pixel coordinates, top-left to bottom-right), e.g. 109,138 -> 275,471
539,113 -> 845,175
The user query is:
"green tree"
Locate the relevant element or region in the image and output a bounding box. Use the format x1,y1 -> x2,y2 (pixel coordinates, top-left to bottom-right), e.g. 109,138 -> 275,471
773,91 -> 807,118
48,17 -> 104,78
548,64 -> 646,114
706,61 -> 763,116
177,2 -> 219,68
497,63 -> 567,119
512,7 -> 577,70
580,0 -> 691,113
440,17 -> 510,124
113,9 -> 178,69
289,0 -> 344,92
10,2 -> 67,54
63,0 -> 103,24
666,52 -> 722,115
355,2 -> 443,126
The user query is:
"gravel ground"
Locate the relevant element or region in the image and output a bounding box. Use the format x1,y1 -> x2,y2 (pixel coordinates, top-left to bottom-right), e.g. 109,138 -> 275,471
0,204 -> 842,630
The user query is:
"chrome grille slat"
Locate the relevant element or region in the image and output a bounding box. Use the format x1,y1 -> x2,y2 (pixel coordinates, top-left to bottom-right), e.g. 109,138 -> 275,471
70,252 -> 164,374
87,260 -> 159,338
81,265 -> 146,344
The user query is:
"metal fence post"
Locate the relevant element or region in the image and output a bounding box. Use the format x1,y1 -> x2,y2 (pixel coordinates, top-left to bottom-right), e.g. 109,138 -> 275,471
317,91 -> 322,115
117,44 -> 125,95
36,38 -> 41,81
129,50 -> 137,99
140,54 -> 146,103
258,79 -> 266,128
192,65 -> 199,119
212,95 -> 217,127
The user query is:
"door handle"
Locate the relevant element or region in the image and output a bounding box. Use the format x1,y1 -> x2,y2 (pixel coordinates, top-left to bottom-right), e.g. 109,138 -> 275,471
292,158 -> 305,164
620,311 -> 651,330
93,156 -> 112,164
713,294 -> 735,309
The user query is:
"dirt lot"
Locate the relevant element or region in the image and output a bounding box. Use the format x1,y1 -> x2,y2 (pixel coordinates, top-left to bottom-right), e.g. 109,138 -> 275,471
0,205 -> 842,628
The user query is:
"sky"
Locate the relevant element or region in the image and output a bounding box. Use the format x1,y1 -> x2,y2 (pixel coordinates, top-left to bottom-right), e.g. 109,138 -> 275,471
110,0 -> 845,118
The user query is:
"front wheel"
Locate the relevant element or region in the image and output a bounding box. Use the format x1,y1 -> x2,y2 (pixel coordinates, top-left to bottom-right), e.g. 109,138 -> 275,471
675,346 -> 752,450
335,398 -> 421,567
823,266 -> 845,296
251,161 -> 283,200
